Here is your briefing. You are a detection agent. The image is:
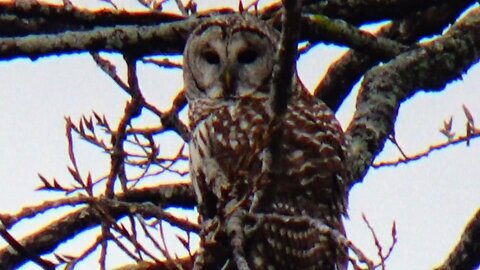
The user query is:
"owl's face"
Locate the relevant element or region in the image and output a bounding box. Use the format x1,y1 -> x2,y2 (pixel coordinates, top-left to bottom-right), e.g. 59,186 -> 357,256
184,15 -> 279,102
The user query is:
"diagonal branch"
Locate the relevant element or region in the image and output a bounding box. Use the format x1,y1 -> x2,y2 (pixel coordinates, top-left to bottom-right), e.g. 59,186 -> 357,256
314,0 -> 474,111
435,209 -> 480,270
105,56 -> 143,197
0,184 -> 196,269
301,14 -> 408,59
346,7 -> 480,186
0,225 -> 56,270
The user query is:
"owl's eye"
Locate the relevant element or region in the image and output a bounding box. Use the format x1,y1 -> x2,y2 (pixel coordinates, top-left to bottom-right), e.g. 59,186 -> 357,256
237,49 -> 258,64
202,51 -> 220,65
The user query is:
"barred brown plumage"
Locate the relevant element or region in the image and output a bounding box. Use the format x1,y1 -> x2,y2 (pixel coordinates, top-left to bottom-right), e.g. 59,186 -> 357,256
184,13 -> 349,270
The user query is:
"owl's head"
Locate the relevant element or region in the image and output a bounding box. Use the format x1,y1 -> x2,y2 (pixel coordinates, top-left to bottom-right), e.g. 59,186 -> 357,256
183,14 -> 280,102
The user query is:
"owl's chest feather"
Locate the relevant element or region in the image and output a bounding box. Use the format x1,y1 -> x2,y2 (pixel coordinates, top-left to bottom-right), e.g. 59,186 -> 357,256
189,98 -> 273,188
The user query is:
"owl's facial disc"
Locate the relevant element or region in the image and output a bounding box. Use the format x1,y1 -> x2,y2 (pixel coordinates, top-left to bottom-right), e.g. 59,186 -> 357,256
187,25 -> 227,99
186,24 -> 275,101
227,30 -> 274,98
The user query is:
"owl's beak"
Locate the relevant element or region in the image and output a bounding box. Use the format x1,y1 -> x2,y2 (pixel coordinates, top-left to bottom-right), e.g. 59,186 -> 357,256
222,69 -> 234,98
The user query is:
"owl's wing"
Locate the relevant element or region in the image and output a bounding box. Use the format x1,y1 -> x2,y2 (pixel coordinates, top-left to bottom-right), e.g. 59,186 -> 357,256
245,87 -> 349,270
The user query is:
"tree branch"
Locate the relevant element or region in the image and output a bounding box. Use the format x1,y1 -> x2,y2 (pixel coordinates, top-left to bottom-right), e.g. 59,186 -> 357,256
0,1 -> 184,37
304,0 -> 463,25
346,7 -> 480,186
0,19 -> 195,60
0,225 -> 55,270
315,0 -> 474,111
373,131 -> 480,168
0,184 -> 196,269
271,0 -> 302,115
301,14 -> 408,59
435,209 -> 480,270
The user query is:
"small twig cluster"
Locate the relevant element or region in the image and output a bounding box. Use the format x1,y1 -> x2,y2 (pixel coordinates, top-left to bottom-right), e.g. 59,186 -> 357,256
359,214 -> 397,270
373,104 -> 480,168
1,36 -> 194,270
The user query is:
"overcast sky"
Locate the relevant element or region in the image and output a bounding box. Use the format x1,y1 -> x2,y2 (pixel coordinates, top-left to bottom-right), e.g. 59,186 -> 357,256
0,1 -> 479,269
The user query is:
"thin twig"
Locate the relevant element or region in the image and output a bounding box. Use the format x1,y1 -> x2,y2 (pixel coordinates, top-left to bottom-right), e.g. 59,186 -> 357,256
362,214 -> 397,269
373,131 -> 480,168
175,0 -> 188,16
142,57 -> 183,69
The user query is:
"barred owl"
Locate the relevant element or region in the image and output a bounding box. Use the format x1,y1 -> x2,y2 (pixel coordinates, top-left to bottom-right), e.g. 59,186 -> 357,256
184,14 -> 349,270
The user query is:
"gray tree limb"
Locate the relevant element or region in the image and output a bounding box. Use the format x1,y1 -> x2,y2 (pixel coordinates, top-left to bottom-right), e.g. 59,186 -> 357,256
435,209 -> 480,270
346,7 -> 480,185
0,184 -> 196,269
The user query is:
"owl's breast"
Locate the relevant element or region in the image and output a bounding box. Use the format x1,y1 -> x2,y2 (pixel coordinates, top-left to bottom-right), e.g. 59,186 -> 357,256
189,97 -> 273,199
211,101 -> 271,173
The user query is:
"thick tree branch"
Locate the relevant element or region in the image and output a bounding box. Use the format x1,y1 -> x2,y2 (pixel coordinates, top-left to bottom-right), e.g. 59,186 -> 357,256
263,0 -> 462,26
304,0 -> 462,25
301,14 -> 408,59
0,1 -> 185,36
315,0 -> 474,111
435,209 -> 480,270
346,7 -> 480,186
0,19 -> 195,60
1,1 -> 471,65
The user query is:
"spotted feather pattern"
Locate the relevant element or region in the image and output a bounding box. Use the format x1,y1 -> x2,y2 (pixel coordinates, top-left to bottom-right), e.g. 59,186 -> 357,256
189,84 -> 348,270
185,13 -> 348,270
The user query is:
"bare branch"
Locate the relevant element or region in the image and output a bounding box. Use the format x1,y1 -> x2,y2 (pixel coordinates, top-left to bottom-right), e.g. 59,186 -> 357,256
361,214 -> 397,269
302,14 -> 408,59
0,19 -> 195,60
0,184 -> 196,269
142,57 -> 183,69
174,0 -> 188,16
304,0 -> 466,25
142,91 -> 190,142
0,196 -> 89,228
315,0 -> 474,111
0,223 -> 56,270
91,54 -> 189,141
271,0 -> 302,115
105,57 -> 144,196
373,131 -> 480,168
346,7 -> 480,186
0,1 -> 184,37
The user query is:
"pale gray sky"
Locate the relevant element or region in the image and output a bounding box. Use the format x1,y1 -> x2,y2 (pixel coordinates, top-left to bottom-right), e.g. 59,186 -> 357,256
0,1 -> 479,269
